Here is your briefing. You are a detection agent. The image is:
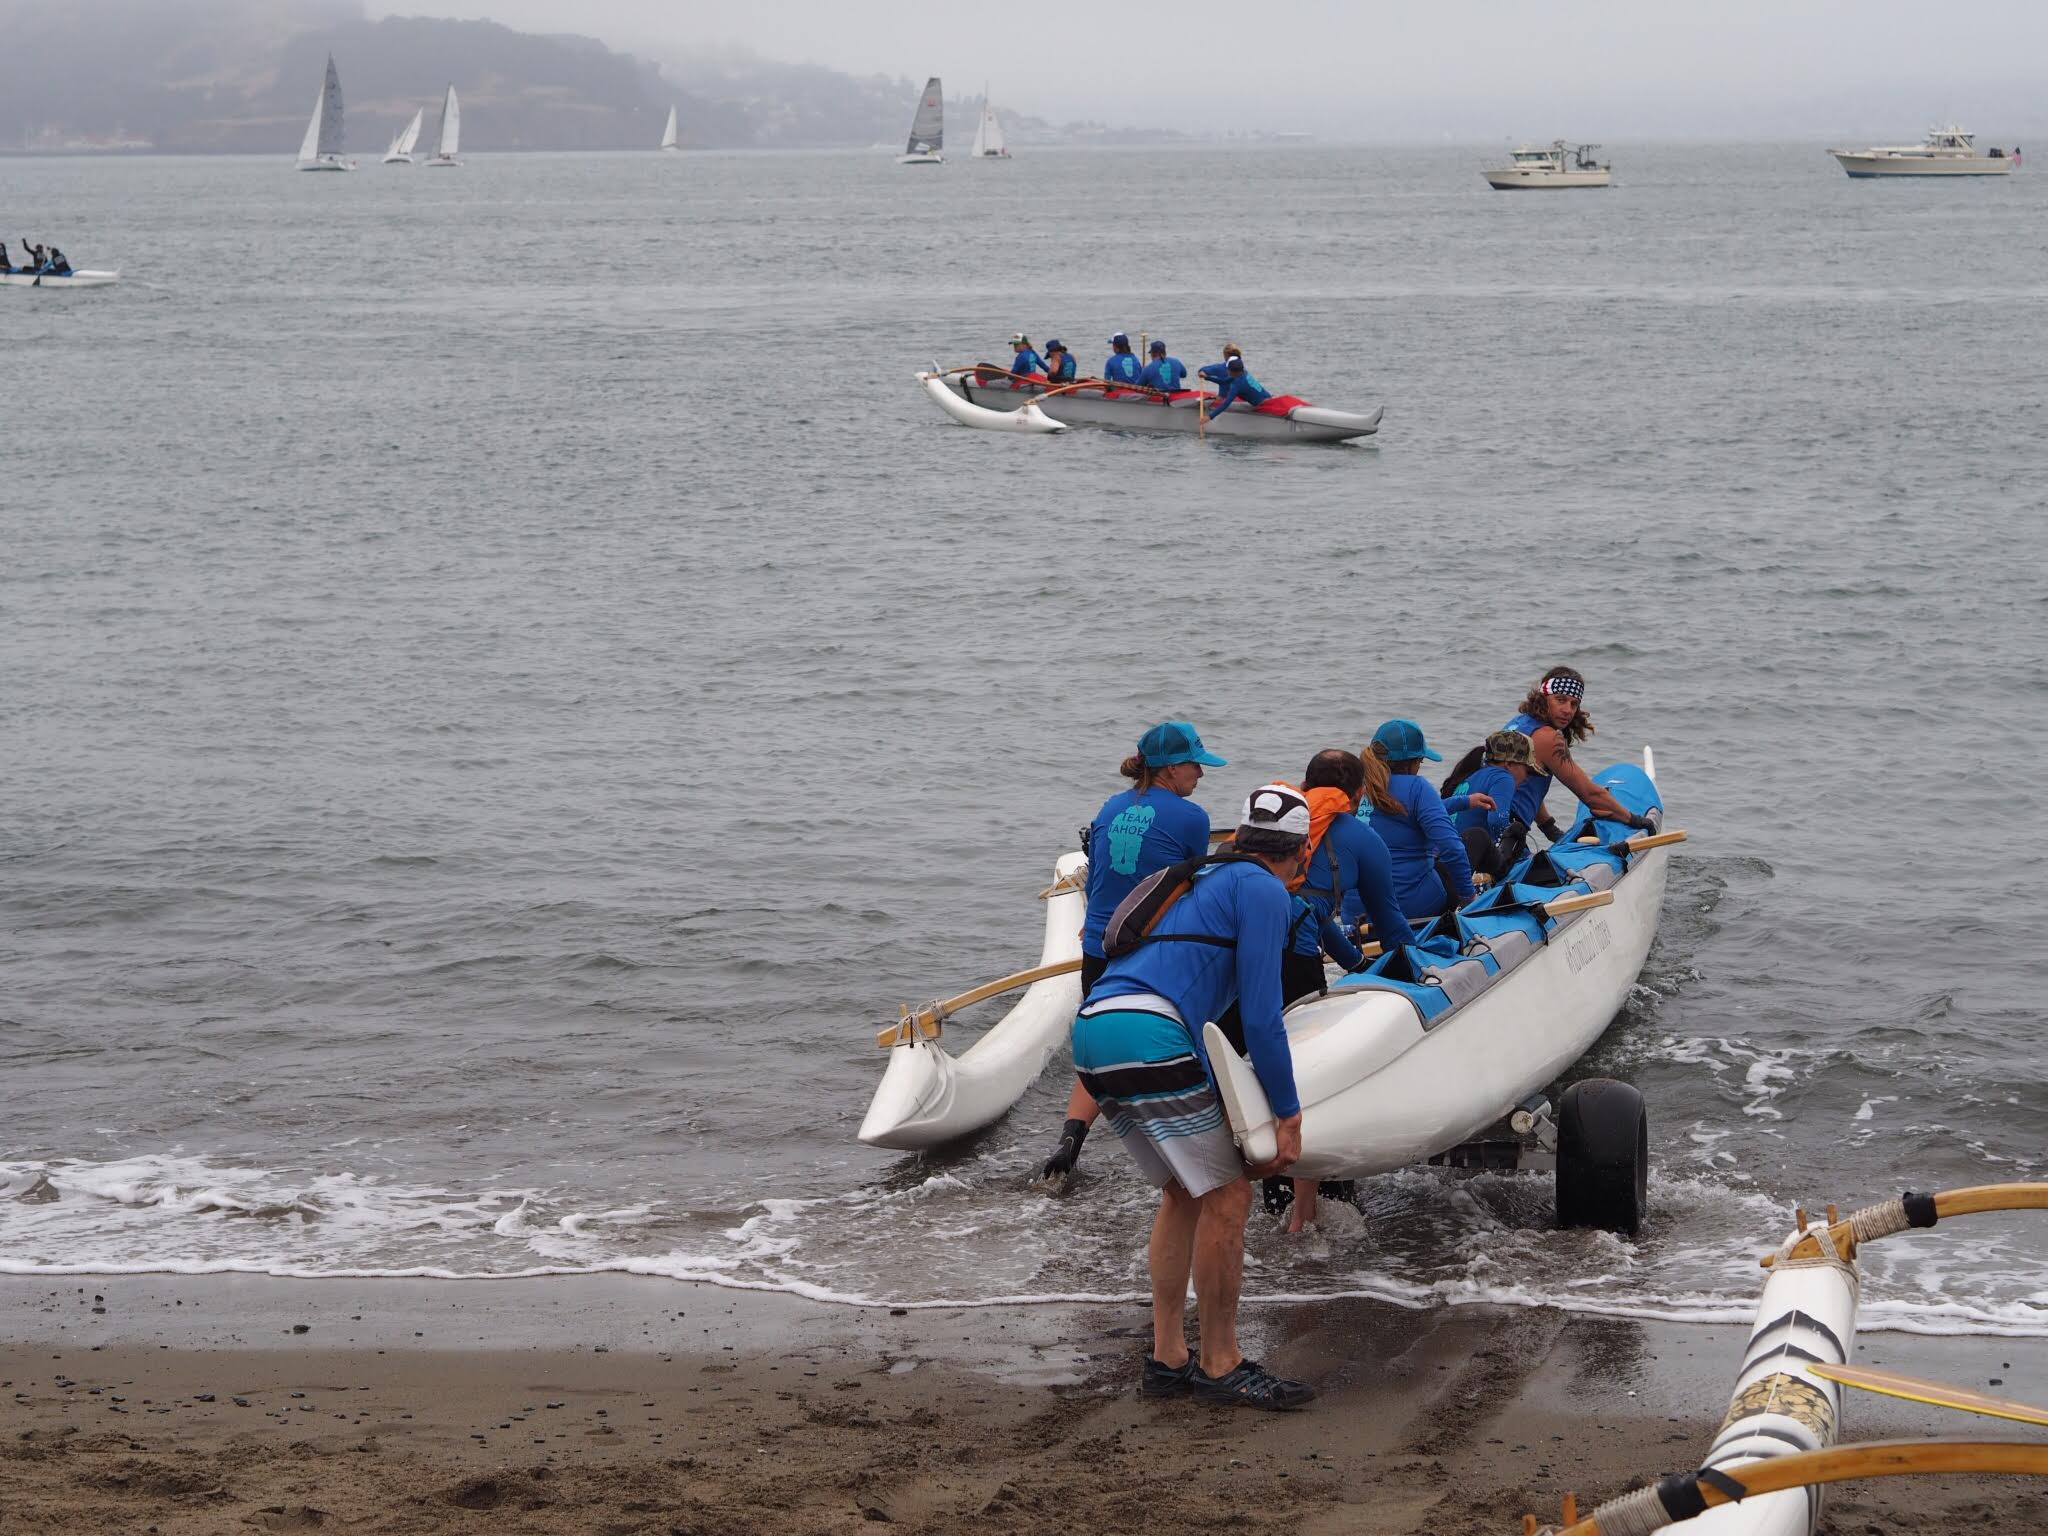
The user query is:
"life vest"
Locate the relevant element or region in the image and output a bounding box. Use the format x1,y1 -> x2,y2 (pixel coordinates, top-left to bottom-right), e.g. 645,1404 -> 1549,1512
1100,852 -> 1261,959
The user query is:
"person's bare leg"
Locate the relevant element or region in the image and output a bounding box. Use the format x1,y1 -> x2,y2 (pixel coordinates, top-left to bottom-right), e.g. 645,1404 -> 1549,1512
1192,1175 -> 1253,1377
1286,1177 -> 1318,1234
1149,1181 -> 1199,1366
1062,1076 -> 1099,1123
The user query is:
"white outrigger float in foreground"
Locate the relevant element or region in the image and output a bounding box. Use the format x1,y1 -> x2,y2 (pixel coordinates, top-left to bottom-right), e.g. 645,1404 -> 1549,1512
919,366 -> 1384,444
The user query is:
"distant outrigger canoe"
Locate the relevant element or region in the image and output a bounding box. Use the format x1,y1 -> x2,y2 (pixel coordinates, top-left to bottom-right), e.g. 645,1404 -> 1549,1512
922,365 -> 1384,443
0,269 -> 119,288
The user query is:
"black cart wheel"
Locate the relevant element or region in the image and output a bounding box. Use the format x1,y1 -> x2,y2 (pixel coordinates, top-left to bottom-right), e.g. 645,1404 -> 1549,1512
1555,1078 -> 1648,1236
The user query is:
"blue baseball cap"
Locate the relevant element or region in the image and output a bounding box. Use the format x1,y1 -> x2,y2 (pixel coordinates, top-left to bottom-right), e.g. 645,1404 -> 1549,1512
1227,356 -> 1245,373
1148,339 -> 1166,354
1372,718 -> 1441,762
1044,338 -> 1066,351
1108,332 -> 1130,346
1138,721 -> 1226,769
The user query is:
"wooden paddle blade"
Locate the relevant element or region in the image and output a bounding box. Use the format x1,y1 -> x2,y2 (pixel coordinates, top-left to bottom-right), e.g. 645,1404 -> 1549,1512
1811,1362 -> 2048,1429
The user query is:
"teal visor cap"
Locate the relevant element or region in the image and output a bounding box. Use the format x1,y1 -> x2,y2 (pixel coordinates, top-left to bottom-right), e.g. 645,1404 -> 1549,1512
1139,721 -> 1226,769
1372,718 -> 1442,762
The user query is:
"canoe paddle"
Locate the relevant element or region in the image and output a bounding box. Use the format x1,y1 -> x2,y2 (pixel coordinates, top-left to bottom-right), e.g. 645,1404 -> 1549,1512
1810,1362 -> 2048,1430
876,959 -> 1083,1048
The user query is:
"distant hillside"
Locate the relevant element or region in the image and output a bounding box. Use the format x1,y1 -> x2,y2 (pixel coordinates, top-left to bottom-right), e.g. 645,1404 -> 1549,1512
0,1 -> 1179,153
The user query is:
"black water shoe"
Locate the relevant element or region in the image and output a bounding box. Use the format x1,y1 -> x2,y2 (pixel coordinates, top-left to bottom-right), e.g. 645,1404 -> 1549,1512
1193,1359 -> 1316,1410
1138,1355 -> 1199,1398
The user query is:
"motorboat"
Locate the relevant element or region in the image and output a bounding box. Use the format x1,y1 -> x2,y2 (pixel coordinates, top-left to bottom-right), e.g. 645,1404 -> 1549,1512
296,54 -> 355,171
858,853 -> 1084,1150
898,76 -> 944,165
1829,126 -> 2015,177
923,367 -> 1384,444
1205,753 -> 1671,1230
424,84 -> 461,167
0,269 -> 119,288
1483,141 -> 1610,190
383,108 -> 423,165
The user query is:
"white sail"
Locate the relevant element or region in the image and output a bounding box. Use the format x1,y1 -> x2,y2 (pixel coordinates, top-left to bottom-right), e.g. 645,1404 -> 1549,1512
974,90 -> 1005,156
394,107 -> 423,157
435,84 -> 460,158
298,81 -> 324,162
661,104 -> 679,151
904,76 -> 943,155
316,55 -> 344,157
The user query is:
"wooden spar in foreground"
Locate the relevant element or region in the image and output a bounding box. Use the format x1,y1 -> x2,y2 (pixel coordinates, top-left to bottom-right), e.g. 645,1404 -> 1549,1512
1762,1181 -> 2048,1268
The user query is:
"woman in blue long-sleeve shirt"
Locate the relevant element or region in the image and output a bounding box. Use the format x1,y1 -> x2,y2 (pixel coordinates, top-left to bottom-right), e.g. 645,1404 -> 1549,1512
1363,718 -> 1489,919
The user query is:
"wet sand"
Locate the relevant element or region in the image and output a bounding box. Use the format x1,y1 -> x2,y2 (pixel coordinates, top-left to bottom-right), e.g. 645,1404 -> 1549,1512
3,1274 -> 2043,1534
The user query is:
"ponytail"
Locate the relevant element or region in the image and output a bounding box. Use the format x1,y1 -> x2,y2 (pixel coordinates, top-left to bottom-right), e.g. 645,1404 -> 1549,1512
1119,752 -> 1159,794
1361,741 -> 1403,818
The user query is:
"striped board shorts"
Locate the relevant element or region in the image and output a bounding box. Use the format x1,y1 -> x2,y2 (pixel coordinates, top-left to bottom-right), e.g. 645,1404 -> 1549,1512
1070,994 -> 1246,1198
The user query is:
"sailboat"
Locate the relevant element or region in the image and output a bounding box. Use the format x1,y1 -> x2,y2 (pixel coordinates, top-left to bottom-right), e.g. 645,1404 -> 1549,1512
383,107 -> 423,165
424,83 -> 462,167
970,87 -> 1009,159
660,104 -> 681,153
295,54 -> 355,171
898,76 -> 943,165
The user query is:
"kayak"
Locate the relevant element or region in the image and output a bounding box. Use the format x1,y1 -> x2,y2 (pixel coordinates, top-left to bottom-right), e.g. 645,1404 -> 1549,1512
0,269 -> 120,288
1203,752 -> 1669,1180
857,851 -> 1086,1151
931,369 -> 1383,443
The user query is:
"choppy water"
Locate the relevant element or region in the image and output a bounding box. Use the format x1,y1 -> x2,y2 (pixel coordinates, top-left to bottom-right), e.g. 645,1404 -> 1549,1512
4,145 -> 2046,1335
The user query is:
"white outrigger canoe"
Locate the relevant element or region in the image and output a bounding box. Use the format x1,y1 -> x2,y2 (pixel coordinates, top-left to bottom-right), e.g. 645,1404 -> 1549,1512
1205,754 -> 1668,1219
1,269 -> 119,288
858,851 -> 1085,1150
928,368 -> 1383,443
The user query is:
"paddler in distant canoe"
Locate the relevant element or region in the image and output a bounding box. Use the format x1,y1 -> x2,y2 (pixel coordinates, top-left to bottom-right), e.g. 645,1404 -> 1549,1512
1069,785 -> 1314,1410
1008,332 -> 1046,379
1196,342 -> 1243,387
1037,722 -> 1224,1184
1138,339 -> 1187,393
1439,667 -> 1652,842
1205,354 -> 1273,420
1042,338 -> 1077,383
1102,332 -> 1143,387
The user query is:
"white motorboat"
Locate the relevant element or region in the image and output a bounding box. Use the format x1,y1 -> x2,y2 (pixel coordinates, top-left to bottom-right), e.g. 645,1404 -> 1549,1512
1483,140 -> 1610,190
425,84 -> 461,167
898,76 -> 944,165
970,88 -> 1010,158
929,368 -> 1383,444
858,853 -> 1085,1150
660,104 -> 682,153
1205,754 -> 1668,1226
1829,125 -> 2015,177
383,107 -> 423,165
296,54 -> 356,171
0,269 -> 119,288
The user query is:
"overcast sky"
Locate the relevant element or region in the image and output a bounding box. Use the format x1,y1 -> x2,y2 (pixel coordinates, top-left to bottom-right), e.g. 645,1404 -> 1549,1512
369,1 -> 2048,139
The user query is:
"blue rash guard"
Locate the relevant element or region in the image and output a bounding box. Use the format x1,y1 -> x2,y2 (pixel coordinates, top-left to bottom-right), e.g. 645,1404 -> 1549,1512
1197,360 -> 1233,386
1139,356 -> 1187,392
1103,351 -> 1142,386
1011,347 -> 1046,377
1451,765 -> 1520,840
1091,859 -> 1299,1118
1502,710 -> 1554,826
1081,787 -> 1212,958
1045,352 -> 1077,382
1305,812 -> 1416,957
1206,370 -> 1272,419
1368,773 -> 1476,917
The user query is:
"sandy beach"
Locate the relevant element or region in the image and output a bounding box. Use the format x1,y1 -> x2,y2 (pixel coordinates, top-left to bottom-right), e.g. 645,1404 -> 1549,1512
3,1274 -> 2044,1534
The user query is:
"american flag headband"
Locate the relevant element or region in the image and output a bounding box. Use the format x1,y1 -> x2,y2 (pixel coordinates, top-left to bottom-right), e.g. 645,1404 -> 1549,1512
1543,676 -> 1585,701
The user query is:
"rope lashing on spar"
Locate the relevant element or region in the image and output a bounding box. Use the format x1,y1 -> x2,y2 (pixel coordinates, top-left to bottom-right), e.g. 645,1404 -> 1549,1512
1761,1187 -> 1955,1269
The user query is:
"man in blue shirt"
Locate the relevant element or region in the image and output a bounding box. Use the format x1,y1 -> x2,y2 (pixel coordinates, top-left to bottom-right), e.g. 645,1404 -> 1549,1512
1103,332 -> 1142,386
1070,785 -> 1314,1411
1452,729 -> 1534,880
1042,339 -> 1077,382
1009,332 -> 1045,377
1138,339 -> 1187,393
1206,355 -> 1273,420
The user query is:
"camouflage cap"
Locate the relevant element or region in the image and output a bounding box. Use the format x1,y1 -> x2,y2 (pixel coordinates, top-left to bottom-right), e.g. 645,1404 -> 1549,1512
1485,728 -> 1533,765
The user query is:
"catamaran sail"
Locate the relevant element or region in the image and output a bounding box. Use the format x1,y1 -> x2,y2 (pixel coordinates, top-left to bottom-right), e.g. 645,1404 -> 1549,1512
661,104 -> 680,152
385,107 -> 423,163
428,84 -> 461,165
971,89 -> 1007,158
899,76 -> 943,163
297,54 -> 352,169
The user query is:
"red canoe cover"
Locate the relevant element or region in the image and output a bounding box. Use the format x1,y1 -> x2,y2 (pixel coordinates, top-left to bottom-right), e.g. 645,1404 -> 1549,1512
1253,394 -> 1311,415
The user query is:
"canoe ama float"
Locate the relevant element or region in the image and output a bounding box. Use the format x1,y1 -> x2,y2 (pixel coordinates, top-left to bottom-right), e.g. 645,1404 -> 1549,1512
1205,755 -> 1667,1178
0,269 -> 119,288
930,368 -> 1383,443
857,851 -> 1084,1150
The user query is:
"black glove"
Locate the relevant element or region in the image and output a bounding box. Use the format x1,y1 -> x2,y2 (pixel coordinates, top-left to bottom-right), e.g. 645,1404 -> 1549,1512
1039,1118 -> 1090,1180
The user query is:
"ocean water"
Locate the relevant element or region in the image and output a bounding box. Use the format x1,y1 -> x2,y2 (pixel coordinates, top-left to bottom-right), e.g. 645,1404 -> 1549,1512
4,145 -> 2046,1336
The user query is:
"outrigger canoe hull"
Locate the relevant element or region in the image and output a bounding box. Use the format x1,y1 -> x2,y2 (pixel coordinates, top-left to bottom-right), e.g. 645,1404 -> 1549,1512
0,269 -> 119,288
858,852 -> 1085,1151
1206,756 -> 1667,1179
946,377 -> 1383,443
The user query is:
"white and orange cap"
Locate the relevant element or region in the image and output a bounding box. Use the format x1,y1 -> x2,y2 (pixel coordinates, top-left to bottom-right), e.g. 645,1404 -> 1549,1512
1238,784 -> 1311,838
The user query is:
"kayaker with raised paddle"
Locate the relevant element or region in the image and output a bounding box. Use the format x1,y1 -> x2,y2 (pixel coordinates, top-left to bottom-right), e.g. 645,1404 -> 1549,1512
1068,784 -> 1314,1411
1038,722 -> 1223,1184
1439,667 -> 1650,842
